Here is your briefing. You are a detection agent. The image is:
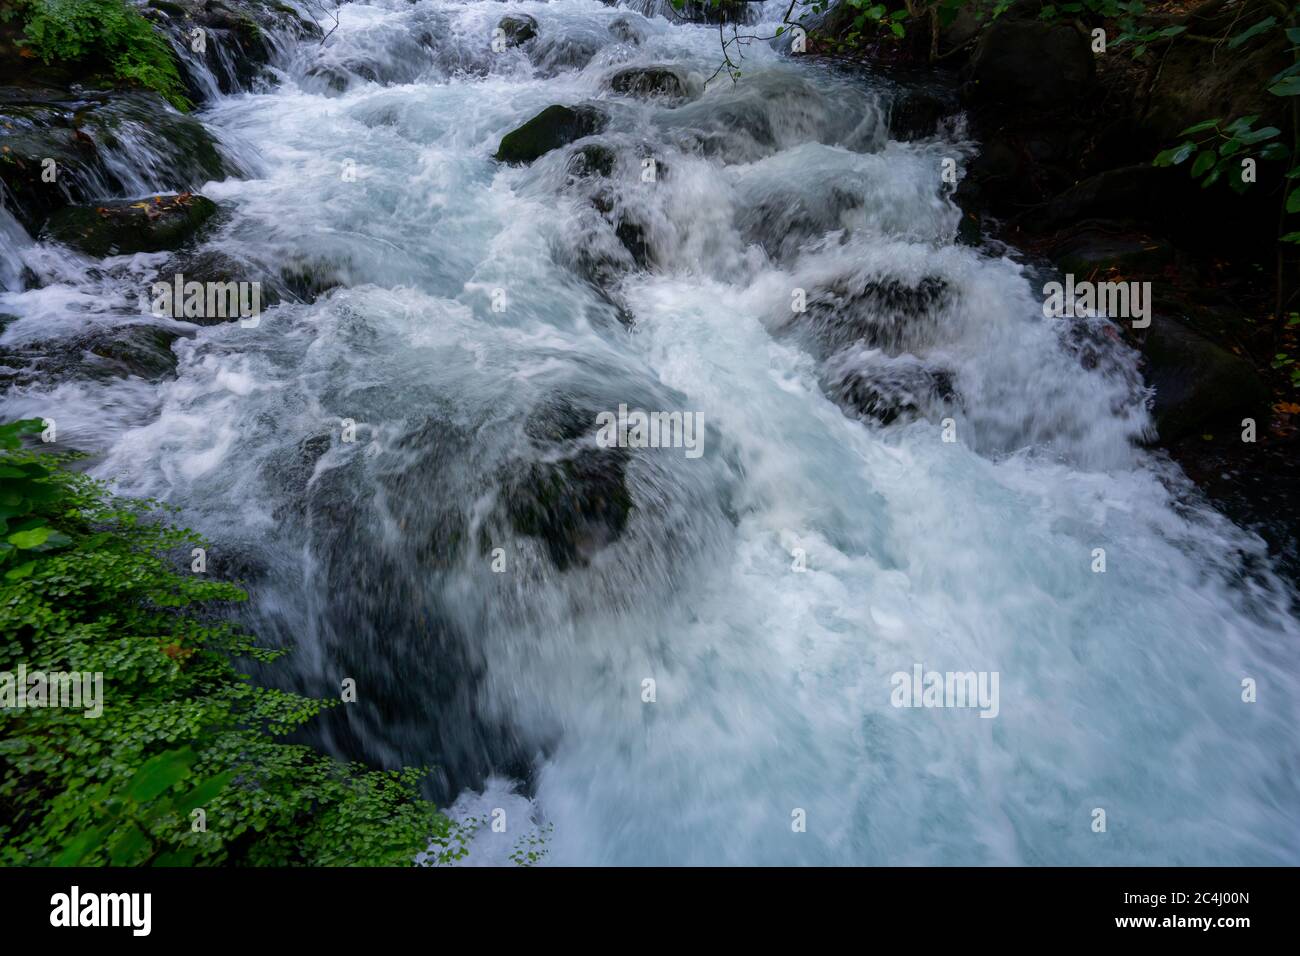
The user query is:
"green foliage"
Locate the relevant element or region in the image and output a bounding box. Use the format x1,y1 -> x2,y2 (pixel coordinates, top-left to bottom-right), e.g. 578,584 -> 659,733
1154,14 -> 1300,244
1154,115 -> 1287,192
0,420 -> 469,866
9,0 -> 190,110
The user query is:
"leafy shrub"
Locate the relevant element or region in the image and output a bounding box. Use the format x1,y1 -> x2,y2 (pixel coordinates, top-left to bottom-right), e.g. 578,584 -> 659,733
6,0 -> 190,110
0,420 -> 467,866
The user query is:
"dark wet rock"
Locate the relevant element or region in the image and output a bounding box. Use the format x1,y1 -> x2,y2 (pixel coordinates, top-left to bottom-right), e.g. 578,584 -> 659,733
1027,165 -> 1179,233
42,194 -> 219,257
495,104 -> 606,164
821,351 -> 957,426
1140,316 -> 1270,444
0,323 -> 189,386
650,0 -> 759,25
592,189 -> 653,269
888,86 -> 958,142
0,89 -> 228,232
268,431 -> 333,522
82,324 -> 188,380
155,247 -> 286,324
496,14 -> 538,47
567,142 -> 616,179
794,275 -> 952,359
607,65 -> 687,101
965,18 -> 1094,109
1043,226 -> 1176,278
503,397 -> 633,571
608,15 -> 648,45
278,257 -> 348,301
1138,0 -> 1290,144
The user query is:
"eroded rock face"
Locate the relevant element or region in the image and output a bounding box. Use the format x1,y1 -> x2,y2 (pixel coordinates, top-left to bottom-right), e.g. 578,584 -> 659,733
42,194 -> 219,258
494,104 -> 606,164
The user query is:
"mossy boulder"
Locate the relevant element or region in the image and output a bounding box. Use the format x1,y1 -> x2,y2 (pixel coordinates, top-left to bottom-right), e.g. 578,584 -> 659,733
494,104 -> 606,164
0,89 -> 228,232
43,194 -> 219,258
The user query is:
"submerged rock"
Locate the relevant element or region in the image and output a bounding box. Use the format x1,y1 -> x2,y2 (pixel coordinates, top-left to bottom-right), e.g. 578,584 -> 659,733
794,275 -> 952,359
0,323 -> 189,386
496,14 -> 538,47
607,66 -> 688,101
821,350 -> 958,426
503,397 -> 633,571
608,16 -> 649,45
529,30 -> 606,78
42,194 -> 219,258
566,142 -> 617,179
495,104 -> 606,164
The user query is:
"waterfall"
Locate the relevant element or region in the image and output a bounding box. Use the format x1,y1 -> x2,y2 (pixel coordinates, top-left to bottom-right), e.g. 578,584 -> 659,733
1,0 -> 1297,865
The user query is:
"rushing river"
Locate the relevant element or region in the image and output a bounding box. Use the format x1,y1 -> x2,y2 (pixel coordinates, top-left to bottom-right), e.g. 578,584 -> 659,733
2,0 -> 1298,865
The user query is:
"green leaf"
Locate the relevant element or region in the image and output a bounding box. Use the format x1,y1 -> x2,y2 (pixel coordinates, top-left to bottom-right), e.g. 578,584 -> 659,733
1270,76 -> 1300,97
1238,126 -> 1281,144
108,823 -> 151,866
1154,142 -> 1196,166
53,826 -> 107,867
7,526 -> 50,549
1180,119 -> 1220,136
1228,17 -> 1277,49
126,748 -> 198,803
1191,150 -> 1217,177
1288,188 -> 1300,214
174,772 -> 234,814
4,560 -> 37,581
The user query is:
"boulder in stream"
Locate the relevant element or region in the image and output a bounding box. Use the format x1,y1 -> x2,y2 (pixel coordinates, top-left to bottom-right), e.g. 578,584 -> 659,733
42,194 -> 219,258
496,14 -> 538,47
495,104 -> 606,164
607,66 -> 688,101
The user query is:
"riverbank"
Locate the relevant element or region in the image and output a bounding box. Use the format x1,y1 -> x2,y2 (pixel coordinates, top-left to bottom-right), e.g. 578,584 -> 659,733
800,0 -> 1300,583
